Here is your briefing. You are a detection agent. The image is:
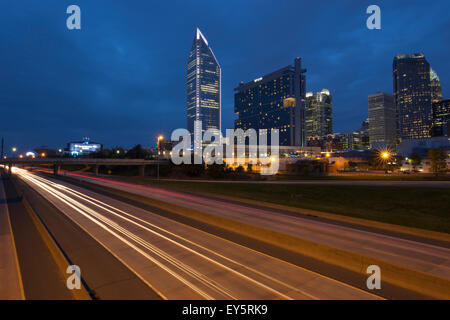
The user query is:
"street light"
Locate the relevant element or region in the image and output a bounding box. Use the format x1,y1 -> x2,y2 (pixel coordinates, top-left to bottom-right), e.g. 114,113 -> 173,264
379,150 -> 392,173
157,135 -> 164,180
12,147 -> 17,153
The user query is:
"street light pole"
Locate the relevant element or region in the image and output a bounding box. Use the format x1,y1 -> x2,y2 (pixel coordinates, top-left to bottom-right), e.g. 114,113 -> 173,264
157,135 -> 163,180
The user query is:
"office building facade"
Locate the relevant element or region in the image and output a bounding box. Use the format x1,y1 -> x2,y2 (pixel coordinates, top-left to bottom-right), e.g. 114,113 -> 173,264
348,119 -> 370,150
432,99 -> 450,137
368,92 -> 396,148
234,58 -> 307,146
393,53 -> 432,140
430,68 -> 443,104
305,89 -> 332,140
187,28 -> 221,145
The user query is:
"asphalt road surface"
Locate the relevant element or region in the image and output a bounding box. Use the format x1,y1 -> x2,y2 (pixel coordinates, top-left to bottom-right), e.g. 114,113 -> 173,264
13,168 -> 382,300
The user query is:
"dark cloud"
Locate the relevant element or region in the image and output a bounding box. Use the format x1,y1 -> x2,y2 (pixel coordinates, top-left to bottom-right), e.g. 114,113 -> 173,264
0,0 -> 448,151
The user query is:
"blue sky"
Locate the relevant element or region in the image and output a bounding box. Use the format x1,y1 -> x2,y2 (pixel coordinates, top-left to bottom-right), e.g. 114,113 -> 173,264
0,0 -> 448,151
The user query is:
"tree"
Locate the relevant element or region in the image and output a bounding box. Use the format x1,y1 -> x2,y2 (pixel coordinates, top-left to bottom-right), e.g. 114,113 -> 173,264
181,164 -> 204,177
427,149 -> 447,176
206,163 -> 226,179
368,150 -> 380,169
235,165 -> 245,173
408,153 -> 422,171
125,144 -> 150,159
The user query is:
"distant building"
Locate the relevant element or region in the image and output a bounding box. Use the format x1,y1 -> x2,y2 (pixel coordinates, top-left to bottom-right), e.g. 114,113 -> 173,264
305,89 -> 332,140
157,140 -> 174,159
393,53 -> 433,140
432,99 -> 450,137
430,68 -> 443,104
348,119 -> 370,150
234,58 -> 307,146
66,138 -> 102,156
307,133 -> 349,152
187,28 -> 221,145
397,136 -> 450,158
368,92 -> 396,148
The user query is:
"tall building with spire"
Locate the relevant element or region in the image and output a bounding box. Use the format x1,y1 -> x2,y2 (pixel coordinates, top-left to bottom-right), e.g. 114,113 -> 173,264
186,28 -> 221,145
430,68 -> 443,104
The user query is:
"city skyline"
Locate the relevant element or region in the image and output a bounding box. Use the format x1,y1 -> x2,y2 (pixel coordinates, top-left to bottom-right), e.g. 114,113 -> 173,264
0,1 -> 449,151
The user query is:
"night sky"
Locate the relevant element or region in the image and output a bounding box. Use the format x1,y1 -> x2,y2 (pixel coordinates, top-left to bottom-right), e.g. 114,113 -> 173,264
0,0 -> 448,152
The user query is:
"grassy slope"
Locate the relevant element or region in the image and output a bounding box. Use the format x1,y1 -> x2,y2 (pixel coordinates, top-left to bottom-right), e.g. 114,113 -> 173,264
147,180 -> 450,234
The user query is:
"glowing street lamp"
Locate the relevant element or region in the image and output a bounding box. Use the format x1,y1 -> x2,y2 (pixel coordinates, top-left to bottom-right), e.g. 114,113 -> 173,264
379,150 -> 393,173
41,153 -> 46,158
12,147 -> 17,153
156,135 -> 164,180
157,135 -> 164,149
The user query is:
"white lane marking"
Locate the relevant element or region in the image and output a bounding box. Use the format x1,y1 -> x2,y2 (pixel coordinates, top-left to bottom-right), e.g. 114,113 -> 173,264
17,171 -> 218,300
22,171 -> 297,300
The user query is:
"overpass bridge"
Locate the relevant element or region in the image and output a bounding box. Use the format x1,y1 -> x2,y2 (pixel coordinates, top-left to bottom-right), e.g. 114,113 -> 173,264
0,158 -> 168,176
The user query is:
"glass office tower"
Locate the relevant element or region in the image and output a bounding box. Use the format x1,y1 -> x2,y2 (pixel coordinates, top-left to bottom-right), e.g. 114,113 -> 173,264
432,99 -> 450,137
305,89 -> 333,139
234,58 -> 307,146
430,68 -> 443,104
393,53 -> 432,140
368,92 -> 396,148
187,28 -> 221,145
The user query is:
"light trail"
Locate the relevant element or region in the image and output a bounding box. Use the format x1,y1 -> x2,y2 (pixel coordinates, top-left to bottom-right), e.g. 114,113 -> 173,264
56,182 -> 316,299
17,169 -> 218,299
15,168 -> 308,300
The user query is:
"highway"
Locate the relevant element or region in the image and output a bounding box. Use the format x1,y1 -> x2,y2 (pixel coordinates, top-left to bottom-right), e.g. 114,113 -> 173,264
11,168 -> 381,300
61,173 -> 450,282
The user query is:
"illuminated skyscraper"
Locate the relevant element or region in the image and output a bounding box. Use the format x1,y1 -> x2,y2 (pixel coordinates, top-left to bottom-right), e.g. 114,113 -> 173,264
393,53 -> 432,140
305,89 -> 332,139
368,92 -> 396,148
234,58 -> 307,146
430,68 -> 443,104
187,28 -> 221,145
432,99 -> 450,137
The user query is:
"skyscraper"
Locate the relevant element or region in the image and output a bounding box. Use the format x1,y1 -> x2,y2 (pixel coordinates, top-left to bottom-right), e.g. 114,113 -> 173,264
187,28 -> 221,145
393,53 -> 432,140
368,92 -> 396,148
432,99 -> 450,137
305,89 -> 332,139
348,119 -> 370,150
430,68 -> 443,104
234,58 -> 307,146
